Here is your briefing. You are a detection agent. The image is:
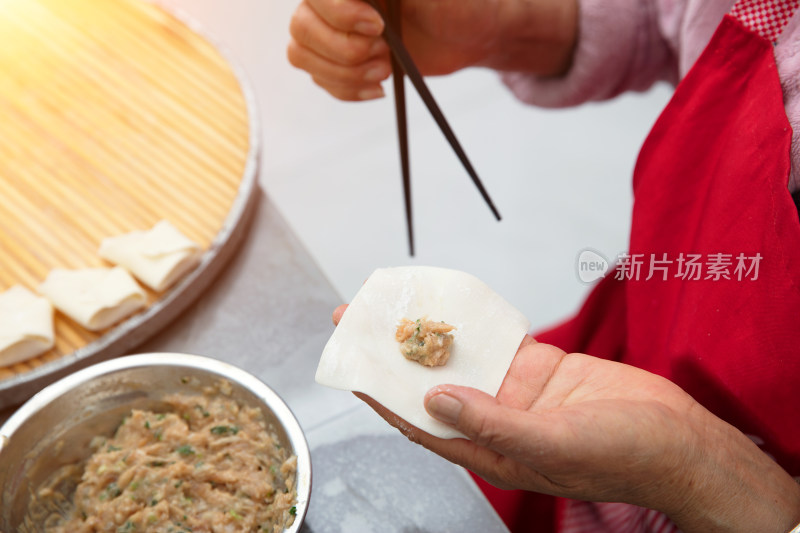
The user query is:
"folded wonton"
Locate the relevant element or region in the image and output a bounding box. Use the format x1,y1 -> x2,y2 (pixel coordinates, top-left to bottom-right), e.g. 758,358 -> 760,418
99,220 -> 201,292
0,285 -> 54,365
39,267 -> 146,331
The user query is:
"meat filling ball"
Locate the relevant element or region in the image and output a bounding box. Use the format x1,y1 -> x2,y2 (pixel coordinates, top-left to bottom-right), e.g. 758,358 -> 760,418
395,318 -> 456,367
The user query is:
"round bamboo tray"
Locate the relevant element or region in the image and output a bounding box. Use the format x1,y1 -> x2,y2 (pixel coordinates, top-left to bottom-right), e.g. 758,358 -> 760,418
0,0 -> 259,407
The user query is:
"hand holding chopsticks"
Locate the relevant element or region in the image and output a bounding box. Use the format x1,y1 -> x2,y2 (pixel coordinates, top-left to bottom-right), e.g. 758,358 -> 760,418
362,0 -> 501,255
287,0 -> 580,254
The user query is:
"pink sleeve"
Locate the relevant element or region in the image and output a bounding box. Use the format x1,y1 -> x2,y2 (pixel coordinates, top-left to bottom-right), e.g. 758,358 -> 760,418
502,0 -> 682,108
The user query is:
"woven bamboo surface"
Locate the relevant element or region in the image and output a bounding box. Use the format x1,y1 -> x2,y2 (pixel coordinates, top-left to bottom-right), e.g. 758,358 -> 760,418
0,0 -> 250,380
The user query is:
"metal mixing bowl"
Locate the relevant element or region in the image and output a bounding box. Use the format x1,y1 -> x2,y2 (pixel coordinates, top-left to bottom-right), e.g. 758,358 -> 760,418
0,353 -> 311,531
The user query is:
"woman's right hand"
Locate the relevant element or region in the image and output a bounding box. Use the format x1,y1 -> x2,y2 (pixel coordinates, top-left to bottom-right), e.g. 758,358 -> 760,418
287,0 -> 579,101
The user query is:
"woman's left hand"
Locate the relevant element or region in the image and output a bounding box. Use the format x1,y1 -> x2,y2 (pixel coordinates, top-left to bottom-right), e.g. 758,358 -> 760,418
332,304 -> 800,532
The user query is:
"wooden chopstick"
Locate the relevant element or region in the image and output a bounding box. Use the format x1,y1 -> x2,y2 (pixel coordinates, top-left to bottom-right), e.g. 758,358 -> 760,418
387,0 -> 414,256
364,0 -> 502,224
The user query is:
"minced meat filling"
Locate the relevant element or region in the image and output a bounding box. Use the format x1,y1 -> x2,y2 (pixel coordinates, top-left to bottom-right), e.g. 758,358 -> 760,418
41,381 -> 297,533
395,317 -> 455,367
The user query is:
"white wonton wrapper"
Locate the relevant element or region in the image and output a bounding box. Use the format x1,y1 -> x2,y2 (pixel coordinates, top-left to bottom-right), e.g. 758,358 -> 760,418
99,220 -> 202,292
0,285 -> 54,365
39,267 -> 146,331
316,266 -> 531,439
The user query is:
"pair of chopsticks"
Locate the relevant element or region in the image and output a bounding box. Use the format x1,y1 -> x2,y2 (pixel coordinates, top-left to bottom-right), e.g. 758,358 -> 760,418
362,0 -> 502,256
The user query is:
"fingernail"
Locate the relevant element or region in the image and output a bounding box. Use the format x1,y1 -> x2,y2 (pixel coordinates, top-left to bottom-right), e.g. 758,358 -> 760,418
427,394 -> 462,425
354,20 -> 383,37
358,86 -> 385,100
364,64 -> 389,82
369,38 -> 388,56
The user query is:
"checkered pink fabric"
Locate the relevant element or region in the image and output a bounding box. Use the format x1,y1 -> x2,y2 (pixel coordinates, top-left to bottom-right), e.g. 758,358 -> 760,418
731,0 -> 800,42
560,500 -> 680,533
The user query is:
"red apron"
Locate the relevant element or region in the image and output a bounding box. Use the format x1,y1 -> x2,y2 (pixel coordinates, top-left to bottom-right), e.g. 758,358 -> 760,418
477,0 -> 800,531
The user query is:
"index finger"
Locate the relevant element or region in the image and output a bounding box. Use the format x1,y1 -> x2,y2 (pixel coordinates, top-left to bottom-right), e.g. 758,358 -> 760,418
332,304 -> 348,325
307,0 -> 384,35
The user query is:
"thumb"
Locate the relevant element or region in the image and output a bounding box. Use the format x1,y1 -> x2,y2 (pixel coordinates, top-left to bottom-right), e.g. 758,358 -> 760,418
425,385 -> 544,456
